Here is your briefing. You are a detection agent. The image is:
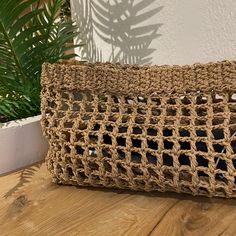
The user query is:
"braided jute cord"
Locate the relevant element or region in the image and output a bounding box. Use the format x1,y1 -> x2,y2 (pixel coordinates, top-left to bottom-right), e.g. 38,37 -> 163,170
42,60 -> 236,96
41,60 -> 236,198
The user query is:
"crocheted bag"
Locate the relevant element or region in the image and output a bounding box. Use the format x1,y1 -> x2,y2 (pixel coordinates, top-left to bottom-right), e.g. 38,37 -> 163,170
41,60 -> 236,198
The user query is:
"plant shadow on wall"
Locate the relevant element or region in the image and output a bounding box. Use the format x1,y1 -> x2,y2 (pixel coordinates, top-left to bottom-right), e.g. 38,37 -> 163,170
72,0 -> 163,64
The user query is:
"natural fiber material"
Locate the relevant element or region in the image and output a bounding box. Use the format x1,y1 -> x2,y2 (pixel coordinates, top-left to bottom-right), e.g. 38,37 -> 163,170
41,60 -> 236,198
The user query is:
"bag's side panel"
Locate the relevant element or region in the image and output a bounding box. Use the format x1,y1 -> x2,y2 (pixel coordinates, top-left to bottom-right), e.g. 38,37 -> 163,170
40,61 -> 236,197
41,78 -> 236,197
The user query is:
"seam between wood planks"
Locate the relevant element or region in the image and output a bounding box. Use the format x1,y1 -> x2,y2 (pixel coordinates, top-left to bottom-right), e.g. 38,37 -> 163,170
147,200 -> 180,236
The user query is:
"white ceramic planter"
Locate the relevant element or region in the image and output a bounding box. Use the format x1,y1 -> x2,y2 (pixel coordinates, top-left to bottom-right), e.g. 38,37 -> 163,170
0,115 -> 48,174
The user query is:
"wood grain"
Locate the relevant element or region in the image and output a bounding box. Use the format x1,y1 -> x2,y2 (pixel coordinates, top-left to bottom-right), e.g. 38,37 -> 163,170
0,163 -> 236,236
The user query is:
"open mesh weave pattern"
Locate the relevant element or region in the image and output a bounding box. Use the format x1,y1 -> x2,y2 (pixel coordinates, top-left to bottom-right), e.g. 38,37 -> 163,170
41,61 -> 236,198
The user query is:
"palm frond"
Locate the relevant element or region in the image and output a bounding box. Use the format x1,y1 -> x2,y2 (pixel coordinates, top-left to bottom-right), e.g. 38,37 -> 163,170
0,0 -> 82,122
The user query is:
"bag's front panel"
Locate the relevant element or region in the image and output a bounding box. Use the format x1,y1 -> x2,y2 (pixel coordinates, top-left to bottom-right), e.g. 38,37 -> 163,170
42,85 -> 236,197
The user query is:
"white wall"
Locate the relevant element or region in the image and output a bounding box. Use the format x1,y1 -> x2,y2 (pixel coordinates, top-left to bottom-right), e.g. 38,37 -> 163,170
71,0 -> 236,65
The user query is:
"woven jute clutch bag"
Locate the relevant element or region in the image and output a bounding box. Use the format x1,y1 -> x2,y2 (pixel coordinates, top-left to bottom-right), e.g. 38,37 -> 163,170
41,60 -> 236,198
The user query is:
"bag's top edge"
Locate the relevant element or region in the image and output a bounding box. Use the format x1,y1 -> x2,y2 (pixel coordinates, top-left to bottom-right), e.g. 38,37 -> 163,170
43,59 -> 236,70
41,60 -> 236,96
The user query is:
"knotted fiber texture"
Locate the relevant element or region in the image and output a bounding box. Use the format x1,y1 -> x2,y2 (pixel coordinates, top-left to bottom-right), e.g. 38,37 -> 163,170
41,60 -> 236,198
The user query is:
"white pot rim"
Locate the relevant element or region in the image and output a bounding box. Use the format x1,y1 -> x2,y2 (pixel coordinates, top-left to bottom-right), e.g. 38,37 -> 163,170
0,115 -> 42,129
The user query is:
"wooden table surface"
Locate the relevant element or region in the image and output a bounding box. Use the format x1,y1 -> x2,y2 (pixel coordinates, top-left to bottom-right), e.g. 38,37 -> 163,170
1,162 -> 236,236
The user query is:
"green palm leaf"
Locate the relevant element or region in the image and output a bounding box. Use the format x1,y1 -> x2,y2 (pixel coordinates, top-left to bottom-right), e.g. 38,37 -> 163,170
0,0 -> 82,122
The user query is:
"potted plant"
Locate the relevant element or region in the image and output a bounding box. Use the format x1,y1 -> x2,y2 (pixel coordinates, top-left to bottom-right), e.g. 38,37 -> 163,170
0,0 -> 81,174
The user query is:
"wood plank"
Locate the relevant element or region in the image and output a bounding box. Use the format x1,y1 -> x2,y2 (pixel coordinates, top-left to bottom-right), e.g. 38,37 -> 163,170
0,163 -> 236,236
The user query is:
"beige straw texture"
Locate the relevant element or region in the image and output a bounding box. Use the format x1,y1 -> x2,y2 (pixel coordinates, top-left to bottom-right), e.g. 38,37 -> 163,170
41,60 -> 236,198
